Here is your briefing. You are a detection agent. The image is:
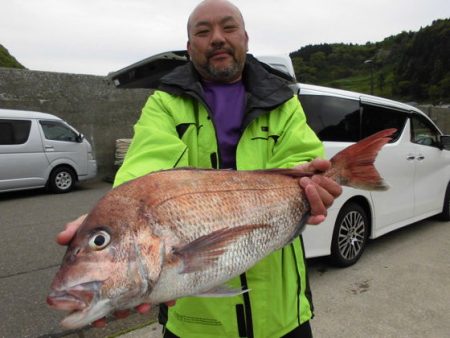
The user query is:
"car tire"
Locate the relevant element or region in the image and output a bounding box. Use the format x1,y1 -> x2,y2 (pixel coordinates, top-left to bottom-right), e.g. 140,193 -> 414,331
437,183 -> 450,221
48,166 -> 76,193
330,202 -> 369,267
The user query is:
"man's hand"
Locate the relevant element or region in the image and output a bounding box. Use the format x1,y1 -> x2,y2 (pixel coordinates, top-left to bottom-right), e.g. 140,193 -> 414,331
56,215 -> 176,327
295,159 -> 342,225
90,301 -> 176,328
56,214 -> 87,245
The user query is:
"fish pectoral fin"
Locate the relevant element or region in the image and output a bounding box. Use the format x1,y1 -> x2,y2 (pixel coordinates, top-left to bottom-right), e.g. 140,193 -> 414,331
173,224 -> 268,274
194,284 -> 251,298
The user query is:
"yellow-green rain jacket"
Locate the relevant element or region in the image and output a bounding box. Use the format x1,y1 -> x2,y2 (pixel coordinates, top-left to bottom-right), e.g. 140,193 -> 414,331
114,55 -> 324,338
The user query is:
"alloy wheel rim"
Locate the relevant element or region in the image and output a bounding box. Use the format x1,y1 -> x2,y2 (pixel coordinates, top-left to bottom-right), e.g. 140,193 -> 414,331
55,172 -> 72,190
338,211 -> 366,260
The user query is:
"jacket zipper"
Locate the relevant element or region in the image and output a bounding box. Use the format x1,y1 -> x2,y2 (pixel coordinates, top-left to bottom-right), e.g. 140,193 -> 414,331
190,92 -> 255,337
239,273 -> 254,338
188,92 -> 222,169
187,89 -> 271,337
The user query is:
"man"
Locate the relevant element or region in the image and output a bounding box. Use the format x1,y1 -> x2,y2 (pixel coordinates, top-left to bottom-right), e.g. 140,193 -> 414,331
58,0 -> 341,337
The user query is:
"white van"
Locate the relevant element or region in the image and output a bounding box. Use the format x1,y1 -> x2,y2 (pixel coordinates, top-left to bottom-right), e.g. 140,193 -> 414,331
293,83 -> 450,265
0,109 -> 97,193
109,51 -> 450,266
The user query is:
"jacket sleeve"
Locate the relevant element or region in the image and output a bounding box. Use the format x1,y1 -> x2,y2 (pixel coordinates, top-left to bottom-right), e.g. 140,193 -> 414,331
266,96 -> 324,169
113,91 -> 189,187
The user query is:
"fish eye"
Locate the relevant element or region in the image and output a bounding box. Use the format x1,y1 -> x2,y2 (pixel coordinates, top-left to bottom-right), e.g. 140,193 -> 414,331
88,231 -> 111,250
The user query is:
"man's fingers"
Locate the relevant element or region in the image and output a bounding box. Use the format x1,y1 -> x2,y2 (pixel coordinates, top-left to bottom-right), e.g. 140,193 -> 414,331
302,181 -> 327,218
165,300 -> 176,307
311,176 -> 342,202
114,309 -> 131,319
56,222 -> 78,245
122,302 -> 173,316
56,214 -> 87,245
136,303 -> 151,314
92,318 -> 107,328
88,301 -> 176,329
306,215 -> 326,225
300,174 -> 343,226
294,159 -> 332,176
308,158 -> 332,173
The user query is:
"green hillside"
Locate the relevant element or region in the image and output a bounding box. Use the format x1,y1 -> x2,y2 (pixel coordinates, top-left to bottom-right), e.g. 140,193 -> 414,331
290,18 -> 450,103
2,19 -> 448,103
0,44 -> 25,69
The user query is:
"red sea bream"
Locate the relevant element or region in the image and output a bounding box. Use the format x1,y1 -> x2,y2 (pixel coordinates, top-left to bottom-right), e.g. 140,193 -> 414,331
47,129 -> 395,329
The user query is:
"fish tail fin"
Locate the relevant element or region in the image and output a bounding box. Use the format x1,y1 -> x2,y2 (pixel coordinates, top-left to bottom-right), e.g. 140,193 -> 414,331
327,128 -> 396,191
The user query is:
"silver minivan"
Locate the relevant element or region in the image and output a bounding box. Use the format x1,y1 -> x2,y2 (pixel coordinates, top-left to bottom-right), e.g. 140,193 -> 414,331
0,109 -> 97,193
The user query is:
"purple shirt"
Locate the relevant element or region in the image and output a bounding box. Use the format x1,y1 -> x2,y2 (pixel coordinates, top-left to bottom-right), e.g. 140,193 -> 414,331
202,81 -> 246,169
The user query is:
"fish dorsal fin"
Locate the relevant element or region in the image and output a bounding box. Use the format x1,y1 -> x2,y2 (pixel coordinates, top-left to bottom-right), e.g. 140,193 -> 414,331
172,224 -> 269,274
194,284 -> 250,298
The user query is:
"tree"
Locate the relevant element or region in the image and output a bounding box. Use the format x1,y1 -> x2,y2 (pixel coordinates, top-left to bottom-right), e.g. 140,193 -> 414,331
0,44 -> 25,69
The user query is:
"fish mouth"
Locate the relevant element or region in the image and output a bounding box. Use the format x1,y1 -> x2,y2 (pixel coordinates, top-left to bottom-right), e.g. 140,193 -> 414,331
47,281 -> 103,312
47,280 -> 112,329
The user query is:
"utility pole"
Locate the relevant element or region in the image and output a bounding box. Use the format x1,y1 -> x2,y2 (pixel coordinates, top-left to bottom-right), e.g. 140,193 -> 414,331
364,59 -> 374,95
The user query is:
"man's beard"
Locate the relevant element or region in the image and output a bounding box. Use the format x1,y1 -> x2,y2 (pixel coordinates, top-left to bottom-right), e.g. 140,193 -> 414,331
198,47 -> 245,83
203,61 -> 241,82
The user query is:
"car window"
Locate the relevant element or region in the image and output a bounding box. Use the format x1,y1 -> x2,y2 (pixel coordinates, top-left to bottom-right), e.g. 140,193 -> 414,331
0,119 -> 32,145
40,120 -> 78,142
410,114 -> 440,148
299,95 -> 360,142
361,104 -> 407,141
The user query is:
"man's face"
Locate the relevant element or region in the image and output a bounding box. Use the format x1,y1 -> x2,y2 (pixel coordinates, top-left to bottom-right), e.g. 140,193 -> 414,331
187,1 -> 249,83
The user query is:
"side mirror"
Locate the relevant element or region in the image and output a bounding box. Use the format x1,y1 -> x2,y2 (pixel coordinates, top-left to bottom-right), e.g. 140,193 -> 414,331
76,133 -> 84,143
440,135 -> 450,150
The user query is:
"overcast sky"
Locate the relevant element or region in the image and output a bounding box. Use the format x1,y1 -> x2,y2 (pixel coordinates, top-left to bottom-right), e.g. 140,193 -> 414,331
2,0 -> 449,76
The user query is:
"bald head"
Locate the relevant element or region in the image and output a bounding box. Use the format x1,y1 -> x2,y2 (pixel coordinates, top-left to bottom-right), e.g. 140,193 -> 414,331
187,0 -> 245,39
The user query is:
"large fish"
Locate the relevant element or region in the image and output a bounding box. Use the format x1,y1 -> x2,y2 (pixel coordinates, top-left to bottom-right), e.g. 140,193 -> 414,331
47,128 -> 395,329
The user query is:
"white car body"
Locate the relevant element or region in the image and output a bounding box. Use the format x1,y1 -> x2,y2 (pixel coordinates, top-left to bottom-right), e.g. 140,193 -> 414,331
293,83 -> 450,262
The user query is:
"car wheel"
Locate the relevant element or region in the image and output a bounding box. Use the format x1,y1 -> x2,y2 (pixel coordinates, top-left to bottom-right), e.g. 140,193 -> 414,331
437,183 -> 450,221
330,202 -> 369,267
48,167 -> 76,193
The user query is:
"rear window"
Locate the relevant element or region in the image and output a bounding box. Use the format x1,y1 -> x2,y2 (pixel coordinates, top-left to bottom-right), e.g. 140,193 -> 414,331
0,119 -> 32,145
361,104 -> 406,140
299,94 -> 407,142
299,94 -> 360,142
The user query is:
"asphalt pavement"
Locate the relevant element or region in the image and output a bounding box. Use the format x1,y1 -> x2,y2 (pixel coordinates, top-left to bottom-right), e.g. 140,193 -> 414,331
0,180 -> 156,338
1,180 -> 449,338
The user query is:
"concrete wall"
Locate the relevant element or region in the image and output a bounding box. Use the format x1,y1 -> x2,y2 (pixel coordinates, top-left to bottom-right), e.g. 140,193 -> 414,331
418,105 -> 450,134
1,67 -> 449,179
0,67 -> 150,178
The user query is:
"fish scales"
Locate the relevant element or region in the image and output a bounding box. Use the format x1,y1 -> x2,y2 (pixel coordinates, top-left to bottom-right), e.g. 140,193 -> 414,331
150,169 -> 307,242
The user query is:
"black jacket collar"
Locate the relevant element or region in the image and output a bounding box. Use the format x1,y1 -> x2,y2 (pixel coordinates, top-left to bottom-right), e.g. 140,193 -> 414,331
159,54 -> 294,111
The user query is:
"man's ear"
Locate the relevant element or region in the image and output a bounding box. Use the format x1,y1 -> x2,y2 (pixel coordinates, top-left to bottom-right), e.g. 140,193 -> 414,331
187,40 -> 191,55
245,31 -> 249,52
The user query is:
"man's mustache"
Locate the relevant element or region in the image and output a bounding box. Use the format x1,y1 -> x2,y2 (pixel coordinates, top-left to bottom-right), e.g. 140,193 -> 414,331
206,47 -> 235,59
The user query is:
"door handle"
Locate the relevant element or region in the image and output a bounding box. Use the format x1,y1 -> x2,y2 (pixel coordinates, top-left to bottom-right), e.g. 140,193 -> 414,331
416,154 -> 425,161
406,154 -> 415,160
45,145 -> 54,151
